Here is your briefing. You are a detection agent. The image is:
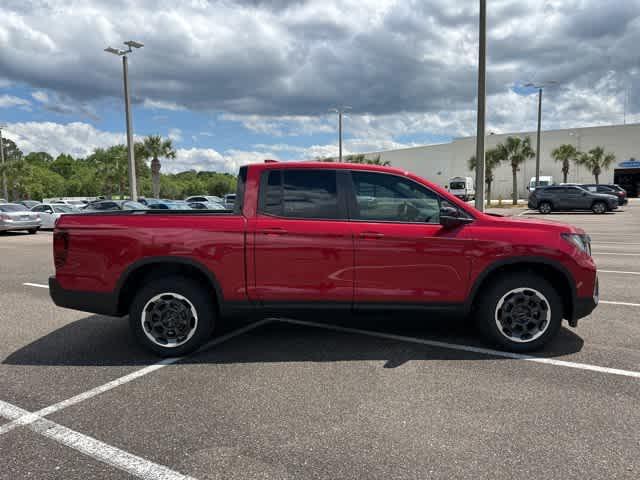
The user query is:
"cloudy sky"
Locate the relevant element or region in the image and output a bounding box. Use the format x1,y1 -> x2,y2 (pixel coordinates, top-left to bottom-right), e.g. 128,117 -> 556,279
1,0 -> 639,173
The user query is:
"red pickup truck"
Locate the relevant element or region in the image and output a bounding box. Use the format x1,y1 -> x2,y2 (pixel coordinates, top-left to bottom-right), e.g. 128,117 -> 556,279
50,161 -> 598,356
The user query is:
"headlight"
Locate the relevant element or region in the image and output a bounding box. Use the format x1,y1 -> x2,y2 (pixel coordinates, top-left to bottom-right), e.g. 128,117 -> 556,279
561,233 -> 591,255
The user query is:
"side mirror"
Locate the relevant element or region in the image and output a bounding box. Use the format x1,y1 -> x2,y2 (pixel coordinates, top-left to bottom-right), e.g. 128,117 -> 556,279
440,206 -> 473,229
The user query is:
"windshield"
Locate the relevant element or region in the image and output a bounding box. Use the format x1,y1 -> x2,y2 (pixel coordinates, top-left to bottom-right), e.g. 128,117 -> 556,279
450,182 -> 466,189
0,204 -> 28,212
53,205 -> 75,213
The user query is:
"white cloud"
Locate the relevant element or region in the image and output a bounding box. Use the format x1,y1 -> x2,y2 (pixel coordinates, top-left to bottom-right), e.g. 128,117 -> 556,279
168,128 -> 183,142
0,94 -> 30,109
142,99 -> 187,111
31,90 -> 48,103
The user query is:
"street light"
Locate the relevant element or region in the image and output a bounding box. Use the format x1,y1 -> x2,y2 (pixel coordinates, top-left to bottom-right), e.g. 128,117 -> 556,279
474,0 -> 487,211
0,125 -> 6,201
329,106 -> 351,162
524,80 -> 557,188
105,40 -> 144,201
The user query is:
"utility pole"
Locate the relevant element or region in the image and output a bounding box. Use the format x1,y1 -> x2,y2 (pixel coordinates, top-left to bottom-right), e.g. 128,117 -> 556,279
474,0 -> 486,211
330,106 -> 351,162
524,81 -> 557,188
105,40 -> 144,201
535,87 -> 542,188
0,126 -> 7,201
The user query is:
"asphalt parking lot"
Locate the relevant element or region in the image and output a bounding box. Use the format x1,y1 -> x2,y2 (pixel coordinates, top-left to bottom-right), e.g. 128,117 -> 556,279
1,202 -> 639,480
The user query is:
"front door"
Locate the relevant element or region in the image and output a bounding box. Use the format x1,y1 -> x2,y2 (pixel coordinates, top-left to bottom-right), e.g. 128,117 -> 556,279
348,171 -> 473,305
253,168 -> 354,304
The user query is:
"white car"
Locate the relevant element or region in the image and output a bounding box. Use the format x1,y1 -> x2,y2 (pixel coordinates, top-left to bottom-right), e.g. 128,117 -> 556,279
0,203 -> 42,233
31,203 -> 76,229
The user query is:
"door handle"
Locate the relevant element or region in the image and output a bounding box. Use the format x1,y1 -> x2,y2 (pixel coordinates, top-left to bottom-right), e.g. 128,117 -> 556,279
359,232 -> 384,239
258,227 -> 288,235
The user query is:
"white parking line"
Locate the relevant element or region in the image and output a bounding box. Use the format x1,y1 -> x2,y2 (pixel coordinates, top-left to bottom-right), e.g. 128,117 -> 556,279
599,270 -> 640,276
0,318 -> 271,436
23,282 -> 49,288
591,252 -> 640,256
278,318 -> 640,379
592,242 -> 640,246
0,400 -> 196,480
600,300 -> 640,307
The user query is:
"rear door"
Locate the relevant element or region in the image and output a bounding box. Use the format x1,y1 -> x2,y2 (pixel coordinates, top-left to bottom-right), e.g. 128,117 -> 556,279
253,169 -> 354,304
348,170 -> 473,305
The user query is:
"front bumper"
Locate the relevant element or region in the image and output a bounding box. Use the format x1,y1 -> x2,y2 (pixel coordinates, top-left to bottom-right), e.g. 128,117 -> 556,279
570,276 -> 598,326
49,276 -> 120,316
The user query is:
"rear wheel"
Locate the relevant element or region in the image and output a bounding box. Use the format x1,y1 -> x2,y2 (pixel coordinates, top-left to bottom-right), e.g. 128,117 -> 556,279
28,229 -> 38,234
592,201 -> 606,214
475,273 -> 562,352
538,201 -> 552,214
129,276 -> 215,356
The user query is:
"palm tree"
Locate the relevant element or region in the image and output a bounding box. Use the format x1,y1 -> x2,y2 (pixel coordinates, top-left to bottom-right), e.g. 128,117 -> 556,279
497,136 -> 535,205
468,147 -> 504,205
551,144 -> 579,184
576,147 -> 615,184
137,135 -> 176,198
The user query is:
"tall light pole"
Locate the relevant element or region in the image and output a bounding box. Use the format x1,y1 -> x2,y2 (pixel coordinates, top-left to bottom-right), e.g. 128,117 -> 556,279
524,81 -> 557,188
330,106 -> 351,162
474,0 -> 486,211
0,125 -> 7,201
105,40 -> 144,201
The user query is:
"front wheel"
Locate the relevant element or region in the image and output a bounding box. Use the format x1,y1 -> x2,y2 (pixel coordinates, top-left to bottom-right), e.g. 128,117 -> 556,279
592,201 -> 606,214
538,201 -> 552,214
475,273 -> 562,352
129,276 -> 215,356
28,229 -> 38,234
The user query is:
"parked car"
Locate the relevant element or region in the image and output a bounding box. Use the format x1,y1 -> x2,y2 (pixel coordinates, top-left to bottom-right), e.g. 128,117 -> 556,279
185,195 -> 224,204
147,201 -> 193,210
31,203 -> 76,229
83,200 -> 148,211
0,203 -> 41,234
187,201 -> 227,210
582,184 -> 628,205
17,200 -> 41,209
527,176 -> 554,191
50,162 -> 598,357
223,193 -> 236,208
528,185 -> 618,214
448,176 -> 475,201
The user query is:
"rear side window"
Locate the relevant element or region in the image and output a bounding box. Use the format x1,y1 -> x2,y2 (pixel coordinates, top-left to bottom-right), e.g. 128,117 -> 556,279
259,169 -> 341,219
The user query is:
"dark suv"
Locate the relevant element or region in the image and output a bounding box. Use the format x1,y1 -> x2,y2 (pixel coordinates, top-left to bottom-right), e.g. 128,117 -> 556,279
582,184 -> 628,205
528,185 -> 618,214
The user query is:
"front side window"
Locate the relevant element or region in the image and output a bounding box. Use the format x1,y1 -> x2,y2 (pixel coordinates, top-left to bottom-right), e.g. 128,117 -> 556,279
260,169 -> 341,220
351,171 -> 441,223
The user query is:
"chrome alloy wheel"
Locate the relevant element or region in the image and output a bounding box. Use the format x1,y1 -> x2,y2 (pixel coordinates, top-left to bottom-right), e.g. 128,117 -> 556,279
494,288 -> 551,343
141,292 -> 198,348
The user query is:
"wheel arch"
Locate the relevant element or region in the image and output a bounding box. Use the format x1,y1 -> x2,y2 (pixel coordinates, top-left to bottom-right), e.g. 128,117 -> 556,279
466,257 -> 576,324
115,257 -> 223,316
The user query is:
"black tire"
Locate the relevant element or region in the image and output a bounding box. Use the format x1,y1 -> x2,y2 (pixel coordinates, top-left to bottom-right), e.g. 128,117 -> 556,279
28,228 -> 38,234
538,201 -> 552,214
129,276 -> 216,357
474,273 -> 562,353
592,201 -> 606,214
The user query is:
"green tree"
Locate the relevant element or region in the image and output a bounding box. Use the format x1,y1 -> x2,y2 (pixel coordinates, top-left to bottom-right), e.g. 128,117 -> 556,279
49,153 -> 76,179
576,147 -> 615,184
497,136 -> 535,205
24,152 -> 54,167
137,136 -> 176,198
468,147 -> 503,205
551,144 -> 579,184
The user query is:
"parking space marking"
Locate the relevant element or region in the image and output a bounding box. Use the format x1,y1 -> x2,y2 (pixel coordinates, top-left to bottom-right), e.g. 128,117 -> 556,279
591,252 -> 640,256
0,318 -> 271,436
0,400 -> 196,480
592,242 -> 640,246
599,270 -> 640,276
600,300 -> 640,307
277,319 -> 640,379
22,282 -> 49,288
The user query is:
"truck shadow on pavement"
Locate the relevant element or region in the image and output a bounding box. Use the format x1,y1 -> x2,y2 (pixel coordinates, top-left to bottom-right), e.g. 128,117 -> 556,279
3,312 -> 584,368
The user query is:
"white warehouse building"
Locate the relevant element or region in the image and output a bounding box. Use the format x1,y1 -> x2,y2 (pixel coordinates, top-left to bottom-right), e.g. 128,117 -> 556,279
367,123 -> 640,198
